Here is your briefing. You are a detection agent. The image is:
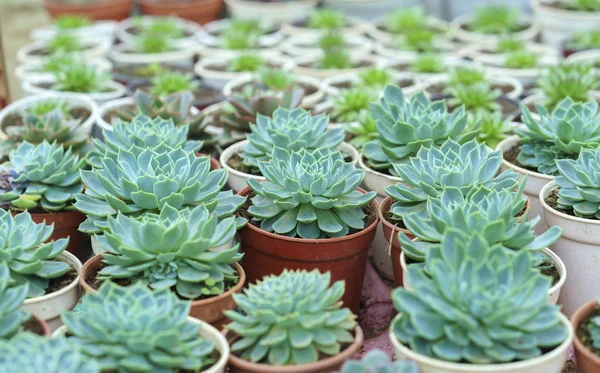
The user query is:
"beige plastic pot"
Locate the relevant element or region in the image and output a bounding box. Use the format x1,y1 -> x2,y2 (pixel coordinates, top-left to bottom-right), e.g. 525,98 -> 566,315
22,251 -> 81,331
322,71 -> 423,97
16,38 -> 111,65
293,54 -> 386,80
116,16 -> 201,48
224,0 -> 318,23
21,78 -> 126,105
109,43 -> 198,66
389,312 -> 573,373
450,13 -> 539,43
540,181 -> 600,316
357,155 -> 401,199
532,0 -> 600,48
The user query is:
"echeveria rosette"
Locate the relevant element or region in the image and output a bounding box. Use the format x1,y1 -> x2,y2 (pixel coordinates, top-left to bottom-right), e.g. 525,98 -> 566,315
392,231 -> 568,364
0,141 -> 85,212
555,148 -> 600,219
340,350 -> 419,373
399,186 -> 562,262
241,108 -> 345,169
75,144 -> 246,234
516,98 -> 600,176
0,265 -> 29,340
247,147 -> 376,239
96,204 -> 242,299
61,282 -> 216,372
385,139 -> 520,220
0,210 -> 69,298
225,270 -> 357,365
363,85 -> 477,175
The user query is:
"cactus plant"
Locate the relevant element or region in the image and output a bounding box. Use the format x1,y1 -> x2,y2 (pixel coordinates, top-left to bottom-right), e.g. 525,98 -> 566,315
0,266 -> 29,340
555,147 -> 600,218
340,350 -> 419,373
536,63 -> 599,111
225,269 -> 357,365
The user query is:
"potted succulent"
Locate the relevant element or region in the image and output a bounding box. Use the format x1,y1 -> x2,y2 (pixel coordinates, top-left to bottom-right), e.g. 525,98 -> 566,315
497,98 -> 600,237
111,62 -> 185,85
198,19 -> 283,57
374,29 -> 463,60
464,37 -> 558,62
572,299 -> 600,372
339,350 -> 419,372
15,54 -> 112,82
30,15 -> 116,45
540,146 -> 600,315
531,0 -> 600,48
313,89 -> 375,127
474,49 -> 559,87
442,82 -> 520,121
17,33 -> 111,65
0,210 -> 81,330
293,49 -> 385,79
137,0 -> 224,24
450,4 -> 538,43
281,33 -> 373,59
366,6 -> 449,44
282,9 -> 364,37
475,112 -> 517,150
224,269 -> 364,372
322,67 -> 420,97
223,0 -> 319,24
0,141 -> 88,258
237,148 -> 377,313
117,15 -> 201,47
567,49 -> 600,70
55,282 -> 230,372
564,30 -> 600,56
390,230 -> 573,372
41,0 -> 133,21
110,33 -> 197,66
386,54 -> 473,80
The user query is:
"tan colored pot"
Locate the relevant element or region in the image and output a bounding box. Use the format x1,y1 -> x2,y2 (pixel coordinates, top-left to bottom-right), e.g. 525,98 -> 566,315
223,326 -> 364,373
572,300 -> 600,372
80,254 -> 245,328
137,0 -> 223,25
378,196 -> 413,288
42,0 -> 133,20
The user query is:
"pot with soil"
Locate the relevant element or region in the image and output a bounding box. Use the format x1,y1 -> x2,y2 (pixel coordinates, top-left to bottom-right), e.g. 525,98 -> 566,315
17,38 -> 111,66
293,54 -> 385,80
126,79 -> 223,110
322,70 -> 421,97
111,61 -> 187,85
109,42 -> 198,66
30,20 -> 117,45
116,15 -> 201,48
280,11 -> 365,38
521,91 -> 600,121
223,0 -> 318,24
374,38 -> 466,60
280,34 -> 373,59
378,196 -> 413,286
22,77 -> 127,106
464,40 -> 559,63
387,54 -> 476,81
531,0 -> 600,48
567,49 -> 600,72
563,31 -> 600,57
137,0 -> 223,24
420,74 -> 524,100
366,13 -> 449,44
572,299 -> 600,373
474,51 -> 558,87
16,57 -> 112,82
41,0 -> 133,20
450,11 -> 538,43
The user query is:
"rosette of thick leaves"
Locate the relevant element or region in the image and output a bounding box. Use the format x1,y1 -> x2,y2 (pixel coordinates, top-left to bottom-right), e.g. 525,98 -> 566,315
0,210 -> 69,297
75,144 -> 246,234
96,204 -> 242,299
61,282 -> 216,372
225,270 -> 357,365
555,147 -> 600,218
0,141 -> 85,211
241,107 -> 344,169
363,85 -> 477,174
0,266 -> 29,340
516,98 -> 600,175
392,231 -> 568,364
399,186 -> 562,262
247,147 -> 376,239
341,350 -> 419,373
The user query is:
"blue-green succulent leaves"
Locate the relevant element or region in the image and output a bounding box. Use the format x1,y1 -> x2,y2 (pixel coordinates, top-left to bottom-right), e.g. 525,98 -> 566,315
555,147 -> 600,218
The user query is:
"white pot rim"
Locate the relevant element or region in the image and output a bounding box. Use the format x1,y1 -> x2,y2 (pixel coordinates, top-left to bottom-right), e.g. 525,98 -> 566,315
281,34 -> 373,58
496,135 -> 555,181
389,312 -> 573,372
199,19 -> 284,49
109,43 -> 197,65
419,74 -> 523,100
366,17 -> 448,44
450,13 -> 538,41
23,251 -> 81,305
195,53 -> 295,82
357,152 -> 402,183
532,0 -> 600,18
116,16 -> 201,48
280,16 -> 366,37
293,54 -> 387,78
224,0 -> 318,10
322,70 -> 418,96
540,181 -> 600,226
17,39 -> 111,65
22,78 -> 127,102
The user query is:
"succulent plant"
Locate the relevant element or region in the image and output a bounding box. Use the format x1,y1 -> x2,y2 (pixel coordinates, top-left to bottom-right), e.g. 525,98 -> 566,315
536,63 -> 599,110
228,54 -> 266,73
585,300 -> 600,352
346,112 -> 377,150
410,54 -> 443,73
496,37 -> 526,53
54,15 -> 91,29
74,144 -> 245,233
51,64 -> 113,93
566,30 -> 600,50
255,69 -> 296,91
0,141 -> 85,211
470,5 -> 521,34
475,111 -> 514,149
241,108 -> 344,169
62,282 -> 217,372
319,50 -> 352,69
136,34 -> 173,54
447,82 -> 502,115
247,148 -> 375,239
563,0 -> 600,11
399,186 -> 561,262
0,266 -> 29,340
137,17 -> 183,39
358,67 -> 393,89
220,29 -> 259,50
555,147 -> 600,218
363,85 -> 476,174
340,350 -> 419,373
331,89 -> 377,123
41,53 -> 79,75
307,9 -> 346,29
516,98 -> 600,175
385,139 -> 519,220
402,28 -> 436,52
317,32 -> 347,51
0,210 -> 69,298
228,19 -> 264,35
384,6 -> 428,34
447,67 -> 486,87
225,269 -> 357,365
505,51 -> 538,69
48,33 -> 82,53
149,72 -> 198,97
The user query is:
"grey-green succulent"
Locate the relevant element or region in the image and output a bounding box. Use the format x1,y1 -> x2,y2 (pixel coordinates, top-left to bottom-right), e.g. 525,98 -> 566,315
555,147 -> 600,218
0,266 -> 29,340
536,63 -> 599,111
247,148 -> 375,239
0,141 -> 85,211
225,269 -> 357,365
585,300 -> 600,354
62,282 -> 217,372
391,230 -> 568,364
340,350 -> 419,373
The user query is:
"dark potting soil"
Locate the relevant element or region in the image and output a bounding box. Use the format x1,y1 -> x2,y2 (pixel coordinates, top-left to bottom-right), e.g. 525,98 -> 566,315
227,153 -> 262,176
542,264 -> 561,286
382,209 -> 407,231
503,143 -> 540,173
544,189 -> 584,220
24,316 -> 46,336
46,266 -> 78,294
460,21 -> 530,33
577,308 -> 600,357
1,108 -> 91,133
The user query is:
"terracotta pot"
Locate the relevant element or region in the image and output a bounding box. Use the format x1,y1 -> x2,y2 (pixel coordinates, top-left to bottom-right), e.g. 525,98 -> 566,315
29,315 -> 52,336
137,0 -> 223,25
42,0 -> 133,20
572,300 -> 600,373
237,187 -> 378,314
378,197 -> 414,288
223,326 -> 364,373
80,254 -> 245,328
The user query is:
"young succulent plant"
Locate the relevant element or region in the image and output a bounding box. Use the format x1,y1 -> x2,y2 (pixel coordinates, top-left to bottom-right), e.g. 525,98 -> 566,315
317,32 -> 347,51
536,63 -> 599,111
241,108 -> 344,169
137,16 -> 183,39
496,37 -> 526,53
554,147 -> 600,218
505,51 -> 538,69
585,300 -> 600,353
247,147 -> 376,239
447,82 -> 502,115
54,15 -> 92,30
516,98 -> 600,175
136,34 -> 173,54
75,144 -> 245,234
0,332 -> 100,373
228,54 -> 266,73
255,69 -> 296,91
385,139 -> 519,220
363,85 -> 477,174
228,19 -> 264,36
62,282 -> 217,372
307,9 -> 346,29
51,64 -> 113,93
401,28 -> 436,52
331,89 -> 377,123
447,67 -> 486,87
566,30 -> 600,50
0,141 -> 85,211
319,50 -> 352,69
48,33 -> 82,53
149,72 -> 198,97
410,54 -> 443,73
470,5 -> 521,34
96,204 -> 242,299
0,266 -> 29,339
384,6 -> 428,34
346,112 -> 377,150
357,67 -> 393,89
225,269 -> 357,365
0,210 -> 69,297
340,350 -> 419,373
475,111 -> 514,149
41,53 -> 79,75
563,0 -> 600,11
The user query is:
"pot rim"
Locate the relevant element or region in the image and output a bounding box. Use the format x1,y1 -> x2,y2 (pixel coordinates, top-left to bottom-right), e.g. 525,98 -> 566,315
450,13 -> 538,39
496,135 -> 555,181
357,153 -> 403,183
43,0 -> 132,9
572,299 -> 600,366
110,43 -> 198,64
566,49 -> 600,64
23,251 -> 82,305
532,0 -> 600,18
377,196 -> 412,235
540,181 -> 600,225
22,78 -> 127,101
31,314 -> 52,336
222,325 -> 364,372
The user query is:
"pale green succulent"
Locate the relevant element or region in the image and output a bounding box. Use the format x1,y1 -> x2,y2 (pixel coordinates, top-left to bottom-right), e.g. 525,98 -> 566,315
136,34 -> 173,54
505,51 -> 538,69
401,28 -> 436,52
475,111 -> 514,149
0,333 -> 100,373
385,139 -> 519,220
317,32 -> 347,51
586,300 -> 600,353
516,98 -> 600,175
74,144 -> 246,234
228,54 -> 266,73
410,54 -> 443,73
566,30 -> 600,50
220,29 -> 259,50
0,266 -> 29,340
555,147 -> 600,218
62,282 -> 217,372
0,141 -> 85,211
363,85 -> 476,174
319,50 -> 352,69
384,6 -> 428,34
52,65 -> 113,93
242,108 -> 344,169
331,89 -> 377,123
391,230 -> 568,364
228,19 -> 264,36
496,37 -> 526,53
41,53 -> 79,75
149,72 -> 198,97
447,82 -> 502,115
0,210 -> 69,298
139,17 -> 183,39
447,67 -> 486,87
470,5 -> 521,34
54,15 -> 91,30
247,148 -> 375,239
340,350 -> 419,373
357,68 -> 393,89
536,63 -> 599,110
48,33 -> 82,53
225,270 -> 357,365
346,112 -> 377,150
255,69 -> 296,91
307,9 -> 346,29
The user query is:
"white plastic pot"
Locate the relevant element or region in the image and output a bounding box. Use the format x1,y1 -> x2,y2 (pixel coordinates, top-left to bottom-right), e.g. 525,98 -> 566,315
322,71 -> 423,97
281,16 -> 365,38
366,16 -> 448,45
474,53 -> 558,86
22,251 -> 81,331
496,136 -> 554,235
17,38 -> 111,65
109,43 -> 198,66
389,312 -> 572,373
567,49 -> 600,71
322,0 -> 421,21
117,16 -> 201,48
53,316 -> 229,373
464,41 -> 559,63
22,78 -> 126,106
15,57 -> 112,82
374,39 -> 467,60
30,21 -> 117,44
222,74 -> 324,109
224,0 -> 318,23
387,55 -> 477,81
280,34 -> 373,59
450,13 -> 539,43
293,54 -> 386,80
541,181 -> 600,316
199,19 -> 284,53
419,74 -> 524,100
357,155 -> 402,199
531,0 -> 600,48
